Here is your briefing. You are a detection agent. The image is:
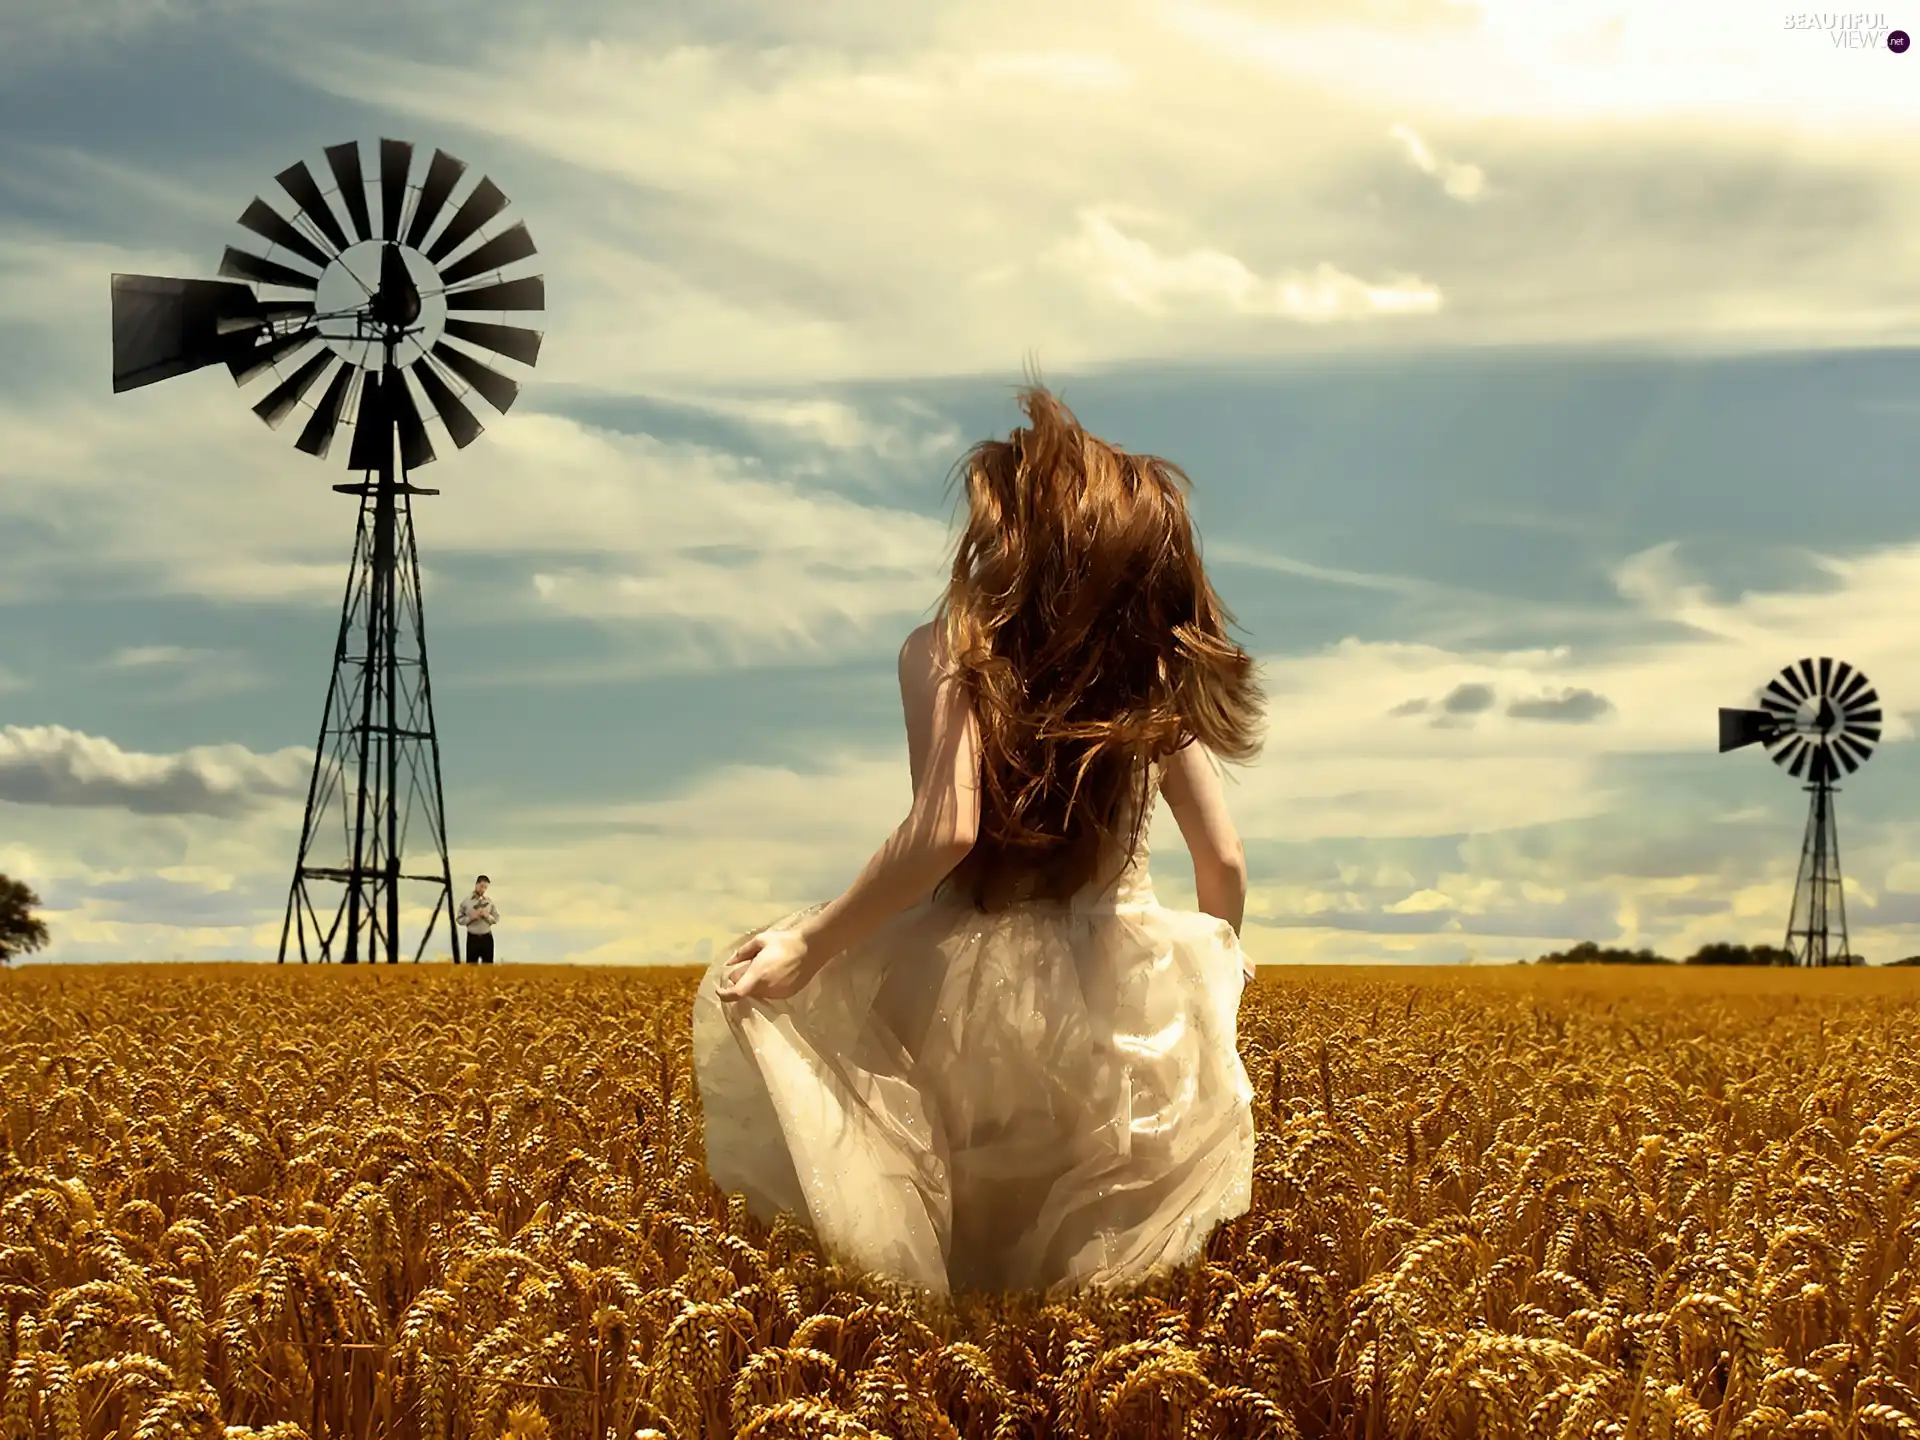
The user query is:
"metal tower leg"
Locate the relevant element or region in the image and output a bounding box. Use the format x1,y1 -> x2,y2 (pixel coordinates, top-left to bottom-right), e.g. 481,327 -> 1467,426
278,496 -> 372,964
397,484 -> 463,965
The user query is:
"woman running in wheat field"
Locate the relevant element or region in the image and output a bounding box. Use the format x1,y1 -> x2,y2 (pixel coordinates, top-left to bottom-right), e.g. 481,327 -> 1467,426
691,382 -> 1264,1299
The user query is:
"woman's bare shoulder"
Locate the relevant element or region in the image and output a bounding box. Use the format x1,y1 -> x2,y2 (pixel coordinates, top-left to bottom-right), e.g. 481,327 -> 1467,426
900,619 -> 946,673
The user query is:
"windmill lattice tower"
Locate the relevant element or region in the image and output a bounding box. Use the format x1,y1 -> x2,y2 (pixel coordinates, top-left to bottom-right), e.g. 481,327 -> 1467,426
109,138 -> 544,963
1719,657 -> 1881,967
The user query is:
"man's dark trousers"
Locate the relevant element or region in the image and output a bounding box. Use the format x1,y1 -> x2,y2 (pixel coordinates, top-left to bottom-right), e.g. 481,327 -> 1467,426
467,932 -> 495,964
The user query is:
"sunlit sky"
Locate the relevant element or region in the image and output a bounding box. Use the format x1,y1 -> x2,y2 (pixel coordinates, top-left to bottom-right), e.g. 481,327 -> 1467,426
5,0 -> 1920,965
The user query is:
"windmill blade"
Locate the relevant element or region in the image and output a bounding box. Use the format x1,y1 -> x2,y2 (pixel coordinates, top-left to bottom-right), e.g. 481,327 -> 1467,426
1836,668 -> 1871,705
325,141 -> 374,243
219,246 -> 320,292
1782,737 -> 1811,779
1854,724 -> 1883,744
442,318 -> 542,366
424,175 -> 508,263
430,340 -> 520,412
1762,679 -> 1800,712
437,221 -> 537,287
391,369 -> 436,470
1851,706 -> 1883,726
110,274 -> 261,392
1835,732 -> 1875,770
413,356 -> 485,448
238,197 -> 333,270
445,276 -> 544,311
1810,747 -> 1836,784
1816,656 -> 1834,696
380,138 -> 413,242
296,364 -> 354,458
1797,658 -> 1820,699
1835,742 -> 1863,775
227,327 -> 318,386
347,368 -> 393,471
405,149 -> 469,249
1773,667 -> 1809,703
252,350 -> 335,428
276,159 -> 352,253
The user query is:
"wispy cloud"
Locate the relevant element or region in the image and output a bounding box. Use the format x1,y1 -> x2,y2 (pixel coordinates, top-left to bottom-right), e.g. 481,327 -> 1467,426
0,380 -> 952,659
102,646 -> 198,669
1387,123 -> 1486,200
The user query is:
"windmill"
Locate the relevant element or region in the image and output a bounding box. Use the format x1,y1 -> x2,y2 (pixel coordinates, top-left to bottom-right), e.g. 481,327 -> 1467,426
1719,657 -> 1881,967
109,138 -> 544,963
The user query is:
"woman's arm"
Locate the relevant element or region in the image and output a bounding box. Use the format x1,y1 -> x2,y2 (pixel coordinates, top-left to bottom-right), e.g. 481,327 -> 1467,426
792,623 -> 981,964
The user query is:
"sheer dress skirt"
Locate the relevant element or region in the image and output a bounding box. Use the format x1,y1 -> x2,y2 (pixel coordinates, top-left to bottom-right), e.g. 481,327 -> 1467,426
691,872 -> 1255,1298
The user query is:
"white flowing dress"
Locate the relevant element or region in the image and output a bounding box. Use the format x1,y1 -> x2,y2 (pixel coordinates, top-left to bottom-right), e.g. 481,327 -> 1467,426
690,757 -> 1255,1298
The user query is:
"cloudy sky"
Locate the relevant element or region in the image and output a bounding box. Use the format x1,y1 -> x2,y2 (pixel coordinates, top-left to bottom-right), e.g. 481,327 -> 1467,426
4,0 -> 1920,966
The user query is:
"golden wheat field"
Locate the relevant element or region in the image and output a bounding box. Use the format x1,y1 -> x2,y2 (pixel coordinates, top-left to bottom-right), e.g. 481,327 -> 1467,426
0,963 -> 1914,1440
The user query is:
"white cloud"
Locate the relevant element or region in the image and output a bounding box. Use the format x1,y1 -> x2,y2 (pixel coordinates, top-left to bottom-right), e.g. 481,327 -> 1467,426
1051,210 -> 1443,321
0,725 -> 313,818
1387,123 -> 1486,199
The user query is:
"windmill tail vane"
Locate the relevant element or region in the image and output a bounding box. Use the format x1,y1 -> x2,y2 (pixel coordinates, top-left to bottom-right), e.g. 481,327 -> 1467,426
107,138 -> 544,965
1719,656 -> 1881,968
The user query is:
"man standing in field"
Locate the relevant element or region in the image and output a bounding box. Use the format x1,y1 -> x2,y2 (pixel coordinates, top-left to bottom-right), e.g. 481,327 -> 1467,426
456,875 -> 500,964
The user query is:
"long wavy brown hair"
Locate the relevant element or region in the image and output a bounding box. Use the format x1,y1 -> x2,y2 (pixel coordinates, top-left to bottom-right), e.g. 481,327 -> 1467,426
931,383 -> 1265,911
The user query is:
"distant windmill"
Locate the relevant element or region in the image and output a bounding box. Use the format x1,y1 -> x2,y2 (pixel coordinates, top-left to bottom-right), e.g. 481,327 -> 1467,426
108,138 -> 544,963
1719,657 -> 1881,967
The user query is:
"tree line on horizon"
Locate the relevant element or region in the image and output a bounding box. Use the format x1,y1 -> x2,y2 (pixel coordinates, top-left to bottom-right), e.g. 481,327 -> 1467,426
1532,939 -> 1920,966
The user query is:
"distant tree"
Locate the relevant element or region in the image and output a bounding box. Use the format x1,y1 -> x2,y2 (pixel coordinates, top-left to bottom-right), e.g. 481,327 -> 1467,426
1684,942 -> 1796,966
0,875 -> 50,964
1536,941 -> 1675,965
1889,955 -> 1920,967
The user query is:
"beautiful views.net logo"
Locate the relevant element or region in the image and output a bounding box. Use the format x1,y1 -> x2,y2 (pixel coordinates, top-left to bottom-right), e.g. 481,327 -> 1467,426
1783,12 -> 1911,47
